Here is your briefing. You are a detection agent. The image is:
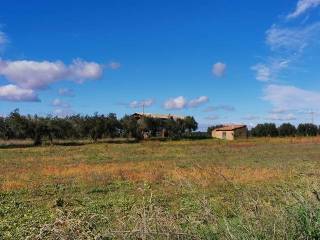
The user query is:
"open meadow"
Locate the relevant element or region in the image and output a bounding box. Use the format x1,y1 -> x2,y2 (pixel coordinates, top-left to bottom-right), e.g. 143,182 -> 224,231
1,137 -> 320,239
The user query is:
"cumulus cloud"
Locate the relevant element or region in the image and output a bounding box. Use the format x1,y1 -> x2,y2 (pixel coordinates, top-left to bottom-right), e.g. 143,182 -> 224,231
164,96 -> 187,110
58,88 -> 74,97
263,84 -> 320,110
69,59 -> 103,83
0,58 -> 103,90
212,62 -> 226,77
287,0 -> 320,19
129,99 -> 155,109
0,84 -> 39,102
164,96 -> 209,110
188,96 -> 209,108
108,61 -> 121,70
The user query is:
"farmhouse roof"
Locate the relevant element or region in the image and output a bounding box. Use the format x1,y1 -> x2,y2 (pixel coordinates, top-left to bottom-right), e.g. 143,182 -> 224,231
214,125 -> 247,131
133,112 -> 185,120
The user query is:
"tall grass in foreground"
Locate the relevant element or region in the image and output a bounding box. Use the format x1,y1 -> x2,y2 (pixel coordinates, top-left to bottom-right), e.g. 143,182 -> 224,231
24,187 -> 320,240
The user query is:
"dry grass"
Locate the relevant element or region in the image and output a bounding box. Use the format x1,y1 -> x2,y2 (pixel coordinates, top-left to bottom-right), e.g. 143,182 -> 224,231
0,137 -> 311,191
2,137 -> 320,239
1,161 -> 286,191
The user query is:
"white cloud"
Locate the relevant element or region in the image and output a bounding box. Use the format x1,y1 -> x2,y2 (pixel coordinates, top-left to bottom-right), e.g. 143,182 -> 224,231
164,96 -> 187,110
266,23 -> 320,53
263,84 -> 320,110
164,96 -> 209,110
188,96 -> 209,108
251,64 -> 272,81
287,0 -> 320,19
0,58 -> 103,89
68,59 -> 103,83
252,22 -> 320,82
52,98 -> 70,108
252,59 -> 290,82
58,88 -> 74,97
108,61 -> 121,70
212,62 -> 226,77
129,99 -> 155,108
0,84 -> 39,102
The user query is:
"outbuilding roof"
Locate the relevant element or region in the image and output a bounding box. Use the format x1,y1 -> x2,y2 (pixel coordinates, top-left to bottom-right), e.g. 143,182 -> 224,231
214,125 -> 247,131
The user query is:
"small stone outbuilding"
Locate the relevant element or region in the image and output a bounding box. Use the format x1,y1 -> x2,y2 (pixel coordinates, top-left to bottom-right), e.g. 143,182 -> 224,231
212,125 -> 247,140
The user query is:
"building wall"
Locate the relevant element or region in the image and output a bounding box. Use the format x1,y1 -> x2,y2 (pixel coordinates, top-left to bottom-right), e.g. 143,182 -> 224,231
212,127 -> 248,140
212,130 -> 235,140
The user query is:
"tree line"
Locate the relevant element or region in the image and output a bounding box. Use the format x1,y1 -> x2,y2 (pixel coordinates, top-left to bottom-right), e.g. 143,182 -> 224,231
0,109 -> 198,145
251,123 -> 319,137
207,123 -> 320,137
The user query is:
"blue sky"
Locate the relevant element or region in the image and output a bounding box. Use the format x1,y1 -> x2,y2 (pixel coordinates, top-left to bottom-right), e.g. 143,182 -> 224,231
0,0 -> 320,129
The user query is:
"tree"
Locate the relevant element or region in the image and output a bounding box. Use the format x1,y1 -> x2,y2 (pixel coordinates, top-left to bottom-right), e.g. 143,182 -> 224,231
278,123 -> 297,137
87,113 -> 106,142
297,123 -> 318,136
184,116 -> 198,134
251,123 -> 278,137
120,115 -> 140,138
7,109 -> 30,139
163,118 -> 181,138
0,110 -> 200,142
31,117 -> 54,146
0,116 -> 13,140
105,113 -> 121,138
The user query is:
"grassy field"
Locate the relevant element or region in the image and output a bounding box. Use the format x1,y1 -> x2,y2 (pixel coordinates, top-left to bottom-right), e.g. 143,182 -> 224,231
1,137 -> 320,239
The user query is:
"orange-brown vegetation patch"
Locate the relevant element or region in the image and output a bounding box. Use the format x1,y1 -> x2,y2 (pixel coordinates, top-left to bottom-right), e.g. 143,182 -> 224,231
0,162 -> 287,191
289,137 -> 320,145
170,166 -> 284,186
39,162 -> 286,188
41,162 -> 167,183
1,180 -> 26,191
